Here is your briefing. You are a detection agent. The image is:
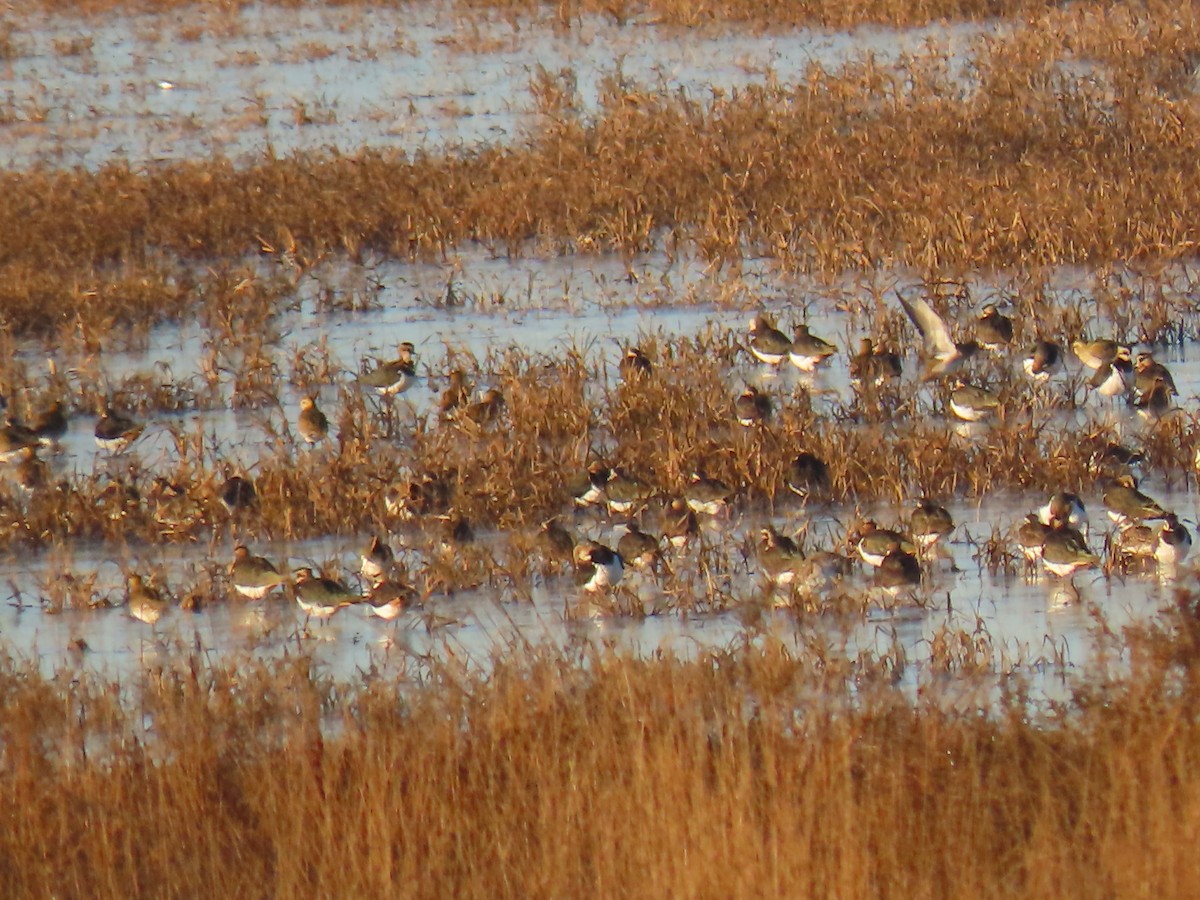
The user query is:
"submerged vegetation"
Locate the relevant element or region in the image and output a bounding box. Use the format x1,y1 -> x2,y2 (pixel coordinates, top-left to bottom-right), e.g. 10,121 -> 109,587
4,3 -> 1200,338
0,0 -> 1199,893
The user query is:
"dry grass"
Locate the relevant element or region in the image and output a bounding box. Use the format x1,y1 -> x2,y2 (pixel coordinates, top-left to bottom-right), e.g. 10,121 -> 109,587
0,323 -> 1194,556
2,4 -> 1200,323
0,3 -> 1196,893
9,0 -> 1061,28
0,604 -> 1198,896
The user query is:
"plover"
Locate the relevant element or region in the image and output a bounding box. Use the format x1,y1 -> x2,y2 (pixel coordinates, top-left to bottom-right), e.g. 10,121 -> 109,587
1041,523 -> 1099,577
296,396 -> 329,444
788,325 -> 837,372
94,404 -> 144,453
849,337 -> 902,386
948,381 -> 1000,422
853,520 -> 916,568
1022,340 -> 1062,382
734,386 -> 772,427
127,574 -> 169,625
748,314 -> 792,366
292,567 -> 358,621
1103,475 -> 1169,527
975,304 -> 1013,354
228,545 -> 287,599
897,293 -> 979,378
785,452 -> 831,500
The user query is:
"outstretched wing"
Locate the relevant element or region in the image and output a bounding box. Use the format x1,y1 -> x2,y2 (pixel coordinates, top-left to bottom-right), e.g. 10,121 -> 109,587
897,294 -> 957,360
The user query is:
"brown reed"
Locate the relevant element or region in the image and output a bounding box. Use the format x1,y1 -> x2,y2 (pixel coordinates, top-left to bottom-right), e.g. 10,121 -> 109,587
2,9 -> 1200,313
0,609 -> 1197,896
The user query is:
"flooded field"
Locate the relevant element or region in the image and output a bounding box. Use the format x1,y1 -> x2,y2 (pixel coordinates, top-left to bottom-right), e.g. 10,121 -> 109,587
0,244 -> 1195,701
1,3 -> 989,168
7,1 -> 1200,895
0,2 -> 1197,703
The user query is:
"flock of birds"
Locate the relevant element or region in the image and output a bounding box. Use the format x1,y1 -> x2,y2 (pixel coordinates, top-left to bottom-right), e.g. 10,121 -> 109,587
1,293 -> 1192,631
551,293 -> 1193,606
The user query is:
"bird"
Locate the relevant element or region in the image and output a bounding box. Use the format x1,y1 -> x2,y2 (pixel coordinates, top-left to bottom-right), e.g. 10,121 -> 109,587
793,549 -> 853,596
228,545 -> 287,600
853,520 -> 916,568
385,473 -> 451,520
685,472 -> 733,516
438,370 -> 471,417
1115,523 -> 1159,564
748,314 -> 792,365
537,517 -> 576,566
436,513 -> 475,551
948,381 -> 1000,422
296,396 -> 329,444
1038,492 -> 1088,536
787,325 -> 837,371
734,386 -> 772,427
617,523 -> 661,570
292,567 -> 358,621
975,304 -> 1013,354
910,498 -> 954,552
1133,352 -> 1178,399
896,293 -> 979,378
94,404 -> 144,453
1016,513 -> 1054,563
14,452 -> 47,492
365,577 -> 419,620
360,534 -> 395,584
1134,376 -> 1173,421
29,400 -> 67,448
463,388 -> 506,425
1087,441 -> 1145,480
1103,475 -> 1169,527
147,477 -> 202,532
873,549 -> 923,597
604,469 -> 653,515
574,541 -> 624,592
1156,515 -> 1192,566
619,347 -> 653,381
785,452 -> 831,500
127,574 -> 169,625
1072,338 -> 1130,371
1088,353 -> 1133,398
358,342 -> 418,396
0,417 -> 40,463
849,337 -> 902,386
662,498 -> 700,549
219,475 -> 257,515
758,525 -> 803,586
1022,340 -> 1062,382
1041,523 -> 1099,577
568,461 -> 612,508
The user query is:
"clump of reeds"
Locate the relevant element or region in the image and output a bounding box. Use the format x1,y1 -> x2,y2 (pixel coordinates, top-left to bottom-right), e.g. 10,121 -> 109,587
0,608 -> 1199,895
4,9 -> 1200,297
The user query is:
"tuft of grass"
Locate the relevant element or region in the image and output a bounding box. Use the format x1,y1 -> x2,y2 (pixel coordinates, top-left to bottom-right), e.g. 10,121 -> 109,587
0,615 -> 1199,894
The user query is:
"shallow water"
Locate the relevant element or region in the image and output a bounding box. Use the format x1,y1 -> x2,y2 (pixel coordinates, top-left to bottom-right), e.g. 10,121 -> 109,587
0,3 -> 993,169
0,4 -> 1196,704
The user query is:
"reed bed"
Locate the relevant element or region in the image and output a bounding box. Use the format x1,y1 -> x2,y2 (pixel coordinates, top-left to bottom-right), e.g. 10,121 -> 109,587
8,0 -> 1062,28
0,323 -> 1195,555
0,606 -> 1197,897
3,2 -> 1200,339
0,4 -> 1196,892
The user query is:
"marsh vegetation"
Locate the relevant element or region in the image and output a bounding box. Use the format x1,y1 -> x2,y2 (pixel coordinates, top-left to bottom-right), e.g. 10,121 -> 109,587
1,0 -> 1199,894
